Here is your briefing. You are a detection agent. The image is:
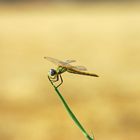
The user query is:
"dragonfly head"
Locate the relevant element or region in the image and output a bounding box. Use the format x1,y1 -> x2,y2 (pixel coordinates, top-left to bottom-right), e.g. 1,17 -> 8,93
49,69 -> 57,76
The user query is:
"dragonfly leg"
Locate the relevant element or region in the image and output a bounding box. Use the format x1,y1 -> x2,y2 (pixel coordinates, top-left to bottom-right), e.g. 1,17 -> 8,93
48,74 -> 63,88
48,75 -> 53,85
50,75 -> 59,83
48,75 -> 58,84
56,74 -> 63,88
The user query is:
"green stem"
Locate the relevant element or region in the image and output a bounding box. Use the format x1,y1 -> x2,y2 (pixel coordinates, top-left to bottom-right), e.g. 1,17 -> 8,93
49,78 -> 94,140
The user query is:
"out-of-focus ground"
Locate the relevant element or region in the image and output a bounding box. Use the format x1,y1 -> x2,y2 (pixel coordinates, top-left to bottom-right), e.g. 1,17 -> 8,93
0,2 -> 140,140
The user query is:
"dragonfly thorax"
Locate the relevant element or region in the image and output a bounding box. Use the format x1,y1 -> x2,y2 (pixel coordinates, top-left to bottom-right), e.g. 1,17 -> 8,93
49,69 -> 57,76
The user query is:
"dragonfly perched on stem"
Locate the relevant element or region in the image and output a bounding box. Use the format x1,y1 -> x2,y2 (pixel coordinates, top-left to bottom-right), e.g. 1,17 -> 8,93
44,56 -> 99,88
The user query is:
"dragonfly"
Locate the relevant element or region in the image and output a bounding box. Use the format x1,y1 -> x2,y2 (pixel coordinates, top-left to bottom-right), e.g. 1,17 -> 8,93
44,56 -> 99,87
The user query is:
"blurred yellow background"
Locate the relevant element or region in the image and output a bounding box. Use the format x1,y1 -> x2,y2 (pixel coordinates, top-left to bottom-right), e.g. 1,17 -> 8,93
0,1 -> 140,140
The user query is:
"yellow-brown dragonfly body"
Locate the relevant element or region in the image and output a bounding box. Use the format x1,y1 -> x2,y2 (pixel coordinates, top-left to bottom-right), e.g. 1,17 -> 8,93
44,56 -> 99,87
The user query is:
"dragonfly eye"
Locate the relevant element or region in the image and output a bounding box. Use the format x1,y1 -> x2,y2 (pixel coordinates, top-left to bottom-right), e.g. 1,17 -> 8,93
50,69 -> 56,76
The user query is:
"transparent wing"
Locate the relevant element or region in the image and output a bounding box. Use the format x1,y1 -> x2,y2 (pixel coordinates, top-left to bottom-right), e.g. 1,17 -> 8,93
45,56 -> 87,71
73,65 -> 87,71
65,60 -> 76,63
44,56 -> 74,67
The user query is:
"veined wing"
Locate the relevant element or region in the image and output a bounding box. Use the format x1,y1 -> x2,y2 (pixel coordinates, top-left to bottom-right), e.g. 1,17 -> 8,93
44,57 -> 87,70
44,56 -> 73,66
73,65 -> 87,71
67,68 -> 99,77
65,60 -> 76,63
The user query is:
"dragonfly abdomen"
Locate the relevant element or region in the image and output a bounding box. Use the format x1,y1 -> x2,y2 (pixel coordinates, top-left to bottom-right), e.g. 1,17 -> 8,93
67,69 -> 99,77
